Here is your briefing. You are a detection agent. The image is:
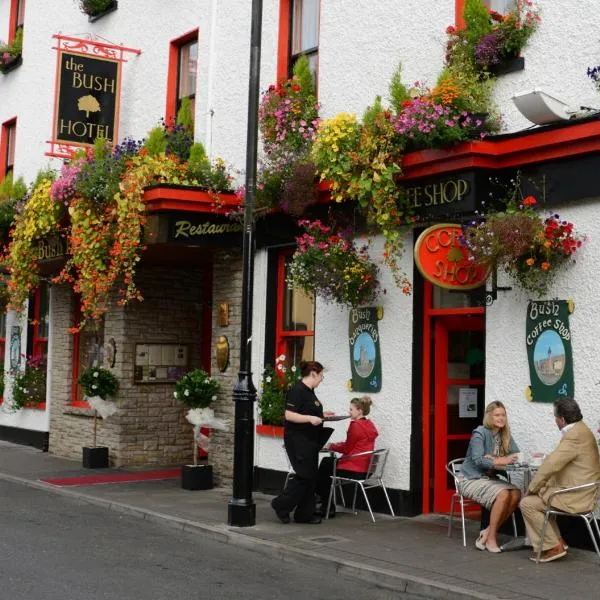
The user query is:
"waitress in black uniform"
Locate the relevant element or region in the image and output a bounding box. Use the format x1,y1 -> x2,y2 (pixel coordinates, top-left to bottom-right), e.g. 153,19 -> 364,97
271,360 -> 332,524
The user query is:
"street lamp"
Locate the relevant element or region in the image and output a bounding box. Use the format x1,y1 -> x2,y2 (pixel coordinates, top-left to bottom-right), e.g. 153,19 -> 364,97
227,0 -> 263,527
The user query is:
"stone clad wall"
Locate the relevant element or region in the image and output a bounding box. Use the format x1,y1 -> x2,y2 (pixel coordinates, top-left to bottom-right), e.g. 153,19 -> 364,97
209,249 -> 243,487
49,266 -> 210,467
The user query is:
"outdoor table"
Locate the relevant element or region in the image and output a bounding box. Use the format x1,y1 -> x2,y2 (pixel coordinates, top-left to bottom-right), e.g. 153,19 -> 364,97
499,463 -> 539,551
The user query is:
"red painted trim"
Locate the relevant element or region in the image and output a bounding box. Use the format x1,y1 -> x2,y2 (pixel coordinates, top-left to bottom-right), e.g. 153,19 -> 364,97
433,319 -> 449,513
0,118 -> 16,182
428,307 -> 485,316
165,28 -> 199,126
8,0 -> 18,43
276,0 -> 291,82
421,281 -> 432,513
401,120 -> 600,180
256,424 -> 285,437
455,0 -> 465,29
143,186 -> 239,214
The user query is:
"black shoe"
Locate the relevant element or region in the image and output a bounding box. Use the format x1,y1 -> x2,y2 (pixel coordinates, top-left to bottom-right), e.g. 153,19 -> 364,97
294,516 -> 322,524
271,499 -> 291,524
315,508 -> 336,518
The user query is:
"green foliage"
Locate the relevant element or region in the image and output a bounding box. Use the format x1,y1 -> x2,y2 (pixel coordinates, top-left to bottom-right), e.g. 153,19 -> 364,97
388,63 -> 411,114
0,27 -> 23,69
176,97 -> 195,133
292,54 -> 316,99
78,366 -> 119,399
463,0 -> 493,45
362,96 -> 384,130
0,173 -> 27,237
0,369 -> 4,398
143,127 -> 168,157
12,356 -> 47,410
174,369 -> 220,409
188,142 -> 207,164
31,167 -> 56,188
77,0 -> 115,16
258,358 -> 301,426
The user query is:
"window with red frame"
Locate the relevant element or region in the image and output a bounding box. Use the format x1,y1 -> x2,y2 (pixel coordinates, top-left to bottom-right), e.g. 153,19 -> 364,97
165,30 -> 198,129
71,302 -> 105,407
1,119 -> 16,181
24,284 -> 49,408
483,0 -> 517,14
8,0 -> 25,42
278,0 -> 319,83
275,252 -> 315,367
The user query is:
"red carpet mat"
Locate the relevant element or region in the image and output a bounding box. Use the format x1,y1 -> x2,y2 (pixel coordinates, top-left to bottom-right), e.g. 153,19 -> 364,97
40,468 -> 180,487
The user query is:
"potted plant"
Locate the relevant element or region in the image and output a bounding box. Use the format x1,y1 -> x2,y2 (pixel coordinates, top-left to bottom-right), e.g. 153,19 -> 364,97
257,354 -> 300,435
78,366 -> 119,468
0,27 -> 23,74
174,368 -> 225,490
11,355 -> 47,411
76,0 -> 118,22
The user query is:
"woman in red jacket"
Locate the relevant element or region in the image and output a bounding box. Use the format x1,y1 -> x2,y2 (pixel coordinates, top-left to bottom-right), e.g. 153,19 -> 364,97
316,396 -> 378,517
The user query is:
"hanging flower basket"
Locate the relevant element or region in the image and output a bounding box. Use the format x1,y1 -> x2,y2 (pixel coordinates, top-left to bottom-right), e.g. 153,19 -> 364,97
0,54 -> 22,74
288,219 -> 380,307
77,0 -> 119,22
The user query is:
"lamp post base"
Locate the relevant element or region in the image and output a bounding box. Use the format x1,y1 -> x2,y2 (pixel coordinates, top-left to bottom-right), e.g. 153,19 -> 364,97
228,499 -> 256,527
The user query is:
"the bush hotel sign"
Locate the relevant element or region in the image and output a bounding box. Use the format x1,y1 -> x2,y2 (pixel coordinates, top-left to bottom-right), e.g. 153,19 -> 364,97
47,35 -> 140,158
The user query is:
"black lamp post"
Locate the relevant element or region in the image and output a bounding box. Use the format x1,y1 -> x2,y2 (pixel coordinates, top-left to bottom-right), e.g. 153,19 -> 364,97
227,0 -> 263,527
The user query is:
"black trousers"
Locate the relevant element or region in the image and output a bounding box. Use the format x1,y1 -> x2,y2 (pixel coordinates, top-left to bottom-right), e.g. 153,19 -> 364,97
316,456 -> 366,511
272,433 -> 320,521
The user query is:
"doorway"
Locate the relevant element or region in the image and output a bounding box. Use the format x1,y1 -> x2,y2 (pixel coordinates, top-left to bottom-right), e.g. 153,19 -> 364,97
421,281 -> 486,513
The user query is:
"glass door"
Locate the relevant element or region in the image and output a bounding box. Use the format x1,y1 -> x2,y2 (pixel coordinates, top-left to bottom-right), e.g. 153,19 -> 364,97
432,314 -> 485,512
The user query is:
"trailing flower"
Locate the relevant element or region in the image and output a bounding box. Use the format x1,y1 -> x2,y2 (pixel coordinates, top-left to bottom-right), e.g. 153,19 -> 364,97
256,55 -> 320,214
11,354 -> 47,411
288,219 -> 380,307
462,184 -> 584,296
258,354 -> 300,426
3,174 -> 61,309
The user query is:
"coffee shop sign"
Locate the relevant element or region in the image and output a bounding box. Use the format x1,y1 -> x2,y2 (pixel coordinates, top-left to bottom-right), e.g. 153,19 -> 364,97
414,223 -> 489,290
405,178 -> 470,209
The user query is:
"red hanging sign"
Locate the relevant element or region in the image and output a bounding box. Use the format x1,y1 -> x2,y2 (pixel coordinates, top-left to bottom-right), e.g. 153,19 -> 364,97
414,223 -> 489,290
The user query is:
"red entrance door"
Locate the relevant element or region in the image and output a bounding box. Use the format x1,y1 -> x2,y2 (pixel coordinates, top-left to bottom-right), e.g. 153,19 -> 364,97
432,314 -> 485,513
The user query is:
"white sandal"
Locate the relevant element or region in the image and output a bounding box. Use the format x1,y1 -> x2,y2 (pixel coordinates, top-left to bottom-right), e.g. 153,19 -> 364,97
475,529 -> 488,551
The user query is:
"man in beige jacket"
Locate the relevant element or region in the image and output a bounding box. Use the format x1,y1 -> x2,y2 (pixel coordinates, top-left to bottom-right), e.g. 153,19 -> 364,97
520,397 -> 600,563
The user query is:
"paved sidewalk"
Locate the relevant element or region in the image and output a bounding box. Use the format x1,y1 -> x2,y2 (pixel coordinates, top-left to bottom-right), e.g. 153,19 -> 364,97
0,441 -> 598,600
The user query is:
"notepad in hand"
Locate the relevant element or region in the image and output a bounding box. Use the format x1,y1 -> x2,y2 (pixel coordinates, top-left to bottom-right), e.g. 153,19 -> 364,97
323,415 -> 350,422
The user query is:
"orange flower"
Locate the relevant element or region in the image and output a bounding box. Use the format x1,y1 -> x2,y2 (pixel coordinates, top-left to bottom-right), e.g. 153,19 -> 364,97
526,258 -> 535,266
523,196 -> 537,206
543,240 -> 551,248
541,262 -> 550,271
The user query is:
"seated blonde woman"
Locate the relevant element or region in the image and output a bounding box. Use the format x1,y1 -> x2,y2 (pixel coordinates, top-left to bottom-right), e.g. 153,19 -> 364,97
460,400 -> 521,553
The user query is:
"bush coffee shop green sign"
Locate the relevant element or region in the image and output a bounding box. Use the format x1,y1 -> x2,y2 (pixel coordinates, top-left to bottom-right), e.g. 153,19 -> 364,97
348,307 -> 382,393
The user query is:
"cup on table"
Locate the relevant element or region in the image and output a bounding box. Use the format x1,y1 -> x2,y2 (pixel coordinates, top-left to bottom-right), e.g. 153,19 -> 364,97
530,452 -> 545,467
515,452 -> 525,464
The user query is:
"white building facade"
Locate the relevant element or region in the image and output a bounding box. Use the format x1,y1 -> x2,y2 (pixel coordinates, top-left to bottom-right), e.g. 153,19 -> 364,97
2,0 -> 600,517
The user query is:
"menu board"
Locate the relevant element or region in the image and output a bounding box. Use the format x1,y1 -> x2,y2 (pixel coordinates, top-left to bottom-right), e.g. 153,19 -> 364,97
134,344 -> 189,383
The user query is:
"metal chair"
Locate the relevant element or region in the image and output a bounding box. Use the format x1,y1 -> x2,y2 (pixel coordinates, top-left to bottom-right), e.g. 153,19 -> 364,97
446,458 -> 518,547
325,448 -> 395,523
536,481 -> 600,564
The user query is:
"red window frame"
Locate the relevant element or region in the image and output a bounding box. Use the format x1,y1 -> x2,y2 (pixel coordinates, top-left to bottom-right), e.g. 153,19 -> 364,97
275,250 -> 315,363
456,0 -> 518,28
165,28 -> 199,127
277,0 -> 320,83
0,118 -> 17,182
8,0 -> 25,43
28,285 -> 48,410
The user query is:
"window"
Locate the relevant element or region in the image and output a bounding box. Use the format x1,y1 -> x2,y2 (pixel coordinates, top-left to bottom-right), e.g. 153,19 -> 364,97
8,0 -> 25,42
24,284 -> 49,409
275,252 -> 315,366
0,119 -> 16,181
165,29 -> 198,129
483,0 -> 517,14
71,301 -> 105,406
278,0 -> 319,83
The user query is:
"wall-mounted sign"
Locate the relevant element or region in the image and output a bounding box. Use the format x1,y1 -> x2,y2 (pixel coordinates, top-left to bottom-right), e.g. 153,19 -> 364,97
414,223 -> 489,290
348,307 -> 382,393
10,326 -> 21,370
168,215 -> 243,246
134,343 -> 188,384
526,300 -> 574,403
47,35 -> 140,159
38,234 -> 67,262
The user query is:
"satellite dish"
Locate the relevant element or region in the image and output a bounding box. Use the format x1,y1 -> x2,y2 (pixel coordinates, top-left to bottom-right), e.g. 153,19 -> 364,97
512,90 -> 571,126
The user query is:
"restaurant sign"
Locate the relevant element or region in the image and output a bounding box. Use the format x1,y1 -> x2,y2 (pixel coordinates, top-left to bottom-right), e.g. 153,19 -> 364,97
168,215 -> 243,246
526,300 -> 574,403
414,223 -> 489,290
348,307 -> 382,393
47,35 -> 140,158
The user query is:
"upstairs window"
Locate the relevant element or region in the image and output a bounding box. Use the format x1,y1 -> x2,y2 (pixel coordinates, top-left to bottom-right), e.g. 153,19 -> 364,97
278,0 -> 319,84
483,0 -> 517,14
165,29 -> 198,132
8,0 -> 25,42
0,119 -> 16,182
